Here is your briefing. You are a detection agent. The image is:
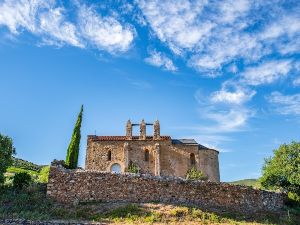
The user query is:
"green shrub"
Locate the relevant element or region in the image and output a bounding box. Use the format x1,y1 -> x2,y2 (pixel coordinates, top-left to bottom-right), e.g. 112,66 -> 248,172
169,207 -> 189,218
13,172 -> 32,189
38,166 -> 50,183
186,167 -> 208,181
127,162 -> 139,174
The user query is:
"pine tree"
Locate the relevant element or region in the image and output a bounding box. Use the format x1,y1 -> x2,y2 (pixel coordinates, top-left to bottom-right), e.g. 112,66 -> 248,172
65,105 -> 83,169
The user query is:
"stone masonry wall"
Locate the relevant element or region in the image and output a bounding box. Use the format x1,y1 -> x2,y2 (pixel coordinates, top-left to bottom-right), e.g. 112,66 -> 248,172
47,165 -> 285,214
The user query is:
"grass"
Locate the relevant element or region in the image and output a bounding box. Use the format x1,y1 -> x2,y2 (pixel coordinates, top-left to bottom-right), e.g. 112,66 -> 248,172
0,182 -> 299,224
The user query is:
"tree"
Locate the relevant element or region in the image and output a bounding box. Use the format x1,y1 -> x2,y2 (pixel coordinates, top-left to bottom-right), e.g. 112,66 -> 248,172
186,167 -> 208,181
260,141 -> 300,201
0,134 -> 15,184
65,105 -> 83,169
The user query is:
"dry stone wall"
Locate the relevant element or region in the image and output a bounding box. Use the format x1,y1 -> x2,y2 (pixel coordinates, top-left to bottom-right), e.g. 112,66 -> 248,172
47,165 -> 285,214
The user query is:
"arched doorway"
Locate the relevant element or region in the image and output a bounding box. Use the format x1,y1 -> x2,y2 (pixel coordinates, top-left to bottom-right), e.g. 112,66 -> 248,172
111,163 -> 121,173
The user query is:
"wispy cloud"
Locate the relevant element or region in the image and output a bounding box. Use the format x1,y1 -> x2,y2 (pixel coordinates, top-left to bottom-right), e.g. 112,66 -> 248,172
293,77 -> 300,86
137,0 -> 261,75
184,134 -> 233,153
210,82 -> 256,105
39,7 -> 82,47
0,0 -> 135,53
137,0 -> 211,52
194,88 -> 255,133
242,60 -> 292,86
130,81 -> 152,90
0,0 -> 82,47
267,92 -> 300,115
145,49 -> 177,71
78,4 -> 135,53
137,0 -> 300,80
259,15 -> 300,41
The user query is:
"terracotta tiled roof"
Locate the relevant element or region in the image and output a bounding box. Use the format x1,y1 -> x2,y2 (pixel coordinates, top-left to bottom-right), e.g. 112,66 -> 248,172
88,135 -> 171,141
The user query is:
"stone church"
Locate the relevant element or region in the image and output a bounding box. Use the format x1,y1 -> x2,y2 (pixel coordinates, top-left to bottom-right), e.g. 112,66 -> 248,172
85,120 -> 220,182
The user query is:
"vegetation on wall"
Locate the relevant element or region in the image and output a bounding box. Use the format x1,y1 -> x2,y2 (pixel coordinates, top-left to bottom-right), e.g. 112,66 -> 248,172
260,141 -> 300,203
127,162 -> 139,174
0,134 -> 15,185
65,105 -> 83,169
186,167 -> 208,181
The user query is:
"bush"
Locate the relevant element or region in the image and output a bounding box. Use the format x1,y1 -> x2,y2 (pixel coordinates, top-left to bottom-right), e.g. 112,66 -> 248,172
13,172 -> 32,189
127,162 -> 139,174
38,166 -> 50,183
186,167 -> 208,181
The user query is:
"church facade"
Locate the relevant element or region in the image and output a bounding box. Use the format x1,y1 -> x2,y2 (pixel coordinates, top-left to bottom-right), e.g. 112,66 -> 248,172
85,120 -> 220,182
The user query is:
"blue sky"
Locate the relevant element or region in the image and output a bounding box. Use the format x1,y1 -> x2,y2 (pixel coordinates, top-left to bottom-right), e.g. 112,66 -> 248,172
0,0 -> 300,181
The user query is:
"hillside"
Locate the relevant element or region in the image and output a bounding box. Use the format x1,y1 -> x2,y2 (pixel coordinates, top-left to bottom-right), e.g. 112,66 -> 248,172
12,157 -> 45,172
5,157 -> 50,184
229,179 -> 261,188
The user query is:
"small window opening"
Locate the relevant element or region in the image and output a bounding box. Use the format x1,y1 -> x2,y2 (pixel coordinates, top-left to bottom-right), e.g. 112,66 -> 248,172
190,153 -> 196,166
107,150 -> 112,161
145,149 -> 149,162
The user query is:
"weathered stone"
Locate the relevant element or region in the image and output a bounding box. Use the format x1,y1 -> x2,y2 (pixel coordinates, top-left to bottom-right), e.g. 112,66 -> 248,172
86,120 -> 220,182
47,165 -> 286,215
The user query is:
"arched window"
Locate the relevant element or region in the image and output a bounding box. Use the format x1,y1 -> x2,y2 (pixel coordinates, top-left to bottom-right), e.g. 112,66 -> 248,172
190,153 -> 196,166
145,149 -> 149,162
107,150 -> 112,161
111,163 -> 121,173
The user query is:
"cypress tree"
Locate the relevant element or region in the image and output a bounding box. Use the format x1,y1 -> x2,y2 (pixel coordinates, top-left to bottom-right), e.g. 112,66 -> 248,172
65,105 -> 83,169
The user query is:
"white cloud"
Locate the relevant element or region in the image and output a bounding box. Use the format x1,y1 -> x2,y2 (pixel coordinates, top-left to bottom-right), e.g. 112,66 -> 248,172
267,92 -> 300,115
39,7 -> 82,47
0,0 -> 82,47
205,108 -> 252,132
293,77 -> 300,86
138,0 -> 263,74
210,86 -> 255,105
260,16 -> 300,40
242,60 -> 292,86
259,15 -> 300,56
0,0 -> 40,34
0,0 -> 135,53
195,89 -> 254,133
216,0 -> 250,24
78,5 -> 135,53
145,50 -> 177,71
137,0 -> 300,79
137,0 -> 212,50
